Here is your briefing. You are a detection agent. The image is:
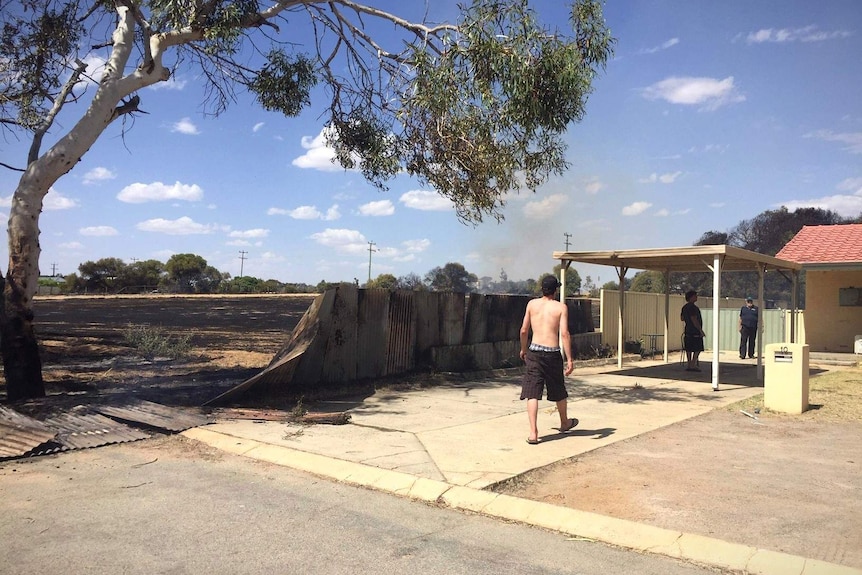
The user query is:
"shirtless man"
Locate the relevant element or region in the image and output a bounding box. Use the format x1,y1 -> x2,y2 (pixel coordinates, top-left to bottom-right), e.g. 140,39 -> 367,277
519,275 -> 577,445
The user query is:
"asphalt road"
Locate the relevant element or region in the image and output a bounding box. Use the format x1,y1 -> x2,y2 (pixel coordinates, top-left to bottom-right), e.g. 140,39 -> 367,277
0,436 -> 727,575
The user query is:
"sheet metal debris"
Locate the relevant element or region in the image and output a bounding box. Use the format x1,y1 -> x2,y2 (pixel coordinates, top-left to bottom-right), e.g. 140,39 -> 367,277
1,399 -> 209,460
94,400 -> 208,432
0,406 -> 58,458
45,407 -> 150,450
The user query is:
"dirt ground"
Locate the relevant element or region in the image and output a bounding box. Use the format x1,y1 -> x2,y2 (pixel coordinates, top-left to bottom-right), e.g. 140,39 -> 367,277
494,369 -> 862,569
28,294 -> 318,406
11,294 -> 862,570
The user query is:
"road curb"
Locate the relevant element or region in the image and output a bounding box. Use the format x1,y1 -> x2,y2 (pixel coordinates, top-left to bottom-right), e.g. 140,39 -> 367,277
181,427 -> 862,575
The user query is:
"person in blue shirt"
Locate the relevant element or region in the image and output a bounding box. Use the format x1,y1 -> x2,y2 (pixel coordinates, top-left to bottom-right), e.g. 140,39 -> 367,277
738,297 -> 759,359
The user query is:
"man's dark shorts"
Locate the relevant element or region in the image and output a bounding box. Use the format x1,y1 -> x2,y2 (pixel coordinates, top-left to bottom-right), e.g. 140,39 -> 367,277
521,349 -> 568,402
684,335 -> 704,353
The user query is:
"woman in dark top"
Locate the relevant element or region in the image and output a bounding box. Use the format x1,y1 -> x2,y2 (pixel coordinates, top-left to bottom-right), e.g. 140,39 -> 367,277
681,290 -> 705,372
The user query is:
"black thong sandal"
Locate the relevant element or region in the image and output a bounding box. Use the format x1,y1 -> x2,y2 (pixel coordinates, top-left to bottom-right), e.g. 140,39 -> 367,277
560,418 -> 579,432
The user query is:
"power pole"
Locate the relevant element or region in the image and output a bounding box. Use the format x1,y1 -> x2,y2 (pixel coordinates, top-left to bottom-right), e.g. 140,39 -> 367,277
50,262 -> 58,276
563,232 -> 572,251
367,241 -> 377,284
238,250 -> 248,277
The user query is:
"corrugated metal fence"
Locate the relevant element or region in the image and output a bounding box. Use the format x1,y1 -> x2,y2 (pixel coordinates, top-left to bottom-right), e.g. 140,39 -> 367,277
599,289 -> 805,352
213,286 -> 598,402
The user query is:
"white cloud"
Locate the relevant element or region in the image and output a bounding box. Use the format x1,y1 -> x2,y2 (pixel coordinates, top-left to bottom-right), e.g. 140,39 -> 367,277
837,177 -> 862,194
523,194 -> 568,220
584,177 -> 605,195
229,228 -> 269,239
746,26 -> 852,44
309,228 -> 368,254
79,226 -> 118,236
226,239 -> 252,247
136,216 -> 217,235
399,190 -> 454,211
82,166 -> 116,184
59,241 -> 84,250
44,189 -> 79,210
622,201 -> 652,216
781,194 -> 862,218
654,208 -> 669,217
117,181 -> 203,203
804,130 -> 862,154
639,171 -> 683,184
780,178 -> 862,218
359,200 -> 395,216
148,76 -> 187,90
253,122 -> 265,133
292,127 -> 344,172
640,37 -> 679,54
1,189 -> 77,210
272,204 -> 341,220
259,251 -> 287,265
288,206 -> 323,219
641,76 -> 745,111
75,55 -> 106,87
171,117 -> 200,135
402,239 -> 430,252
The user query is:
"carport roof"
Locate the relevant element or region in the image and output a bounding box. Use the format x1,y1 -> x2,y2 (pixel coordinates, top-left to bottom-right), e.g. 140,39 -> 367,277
552,244 -> 802,273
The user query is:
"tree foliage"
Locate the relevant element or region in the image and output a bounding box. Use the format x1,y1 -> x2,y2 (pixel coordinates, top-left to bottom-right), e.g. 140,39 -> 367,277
629,270 -> 666,294
0,0 -> 613,399
366,273 -> 398,290
676,206 -> 858,305
424,262 -> 477,293
551,264 -> 582,296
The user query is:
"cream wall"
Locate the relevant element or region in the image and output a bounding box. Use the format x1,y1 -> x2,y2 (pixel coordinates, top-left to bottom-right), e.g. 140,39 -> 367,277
803,269 -> 862,352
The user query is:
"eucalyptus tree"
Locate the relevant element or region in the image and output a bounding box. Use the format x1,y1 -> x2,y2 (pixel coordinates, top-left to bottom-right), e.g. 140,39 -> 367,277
0,0 -> 613,399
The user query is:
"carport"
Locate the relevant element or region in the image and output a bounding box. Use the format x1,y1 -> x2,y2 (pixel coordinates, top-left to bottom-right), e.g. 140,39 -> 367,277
553,245 -> 803,390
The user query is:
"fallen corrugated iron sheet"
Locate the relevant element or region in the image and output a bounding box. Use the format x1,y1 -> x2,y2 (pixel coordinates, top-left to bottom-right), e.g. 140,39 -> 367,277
1,399 -> 208,460
94,399 -> 208,432
0,406 -> 58,458
44,407 -> 151,450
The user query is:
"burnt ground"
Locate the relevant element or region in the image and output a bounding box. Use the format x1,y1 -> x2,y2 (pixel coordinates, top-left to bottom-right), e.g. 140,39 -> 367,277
7,294 -> 862,570
19,294 -> 318,408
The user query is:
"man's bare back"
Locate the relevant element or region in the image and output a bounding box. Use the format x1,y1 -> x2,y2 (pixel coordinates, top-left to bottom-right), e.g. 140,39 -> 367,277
519,294 -> 573,375
524,297 -> 568,347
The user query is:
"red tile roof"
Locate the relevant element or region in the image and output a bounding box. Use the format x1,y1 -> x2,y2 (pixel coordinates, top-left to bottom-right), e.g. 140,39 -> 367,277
776,224 -> 862,264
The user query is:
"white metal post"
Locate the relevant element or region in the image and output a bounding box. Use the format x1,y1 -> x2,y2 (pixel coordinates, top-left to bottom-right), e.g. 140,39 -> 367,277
711,254 -> 721,391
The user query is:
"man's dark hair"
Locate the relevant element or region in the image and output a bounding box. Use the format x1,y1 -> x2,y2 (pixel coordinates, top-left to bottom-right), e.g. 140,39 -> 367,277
685,290 -> 697,302
541,275 -> 560,296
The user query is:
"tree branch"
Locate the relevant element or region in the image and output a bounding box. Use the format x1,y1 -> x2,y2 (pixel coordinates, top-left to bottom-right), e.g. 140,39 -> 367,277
27,58 -> 88,165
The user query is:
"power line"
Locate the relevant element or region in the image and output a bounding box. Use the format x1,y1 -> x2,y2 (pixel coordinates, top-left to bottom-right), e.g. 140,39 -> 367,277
367,241 -> 377,283
238,250 -> 248,277
563,232 -> 572,251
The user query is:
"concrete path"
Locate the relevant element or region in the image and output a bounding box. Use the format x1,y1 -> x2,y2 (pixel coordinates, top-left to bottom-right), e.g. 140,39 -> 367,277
184,354 -> 861,575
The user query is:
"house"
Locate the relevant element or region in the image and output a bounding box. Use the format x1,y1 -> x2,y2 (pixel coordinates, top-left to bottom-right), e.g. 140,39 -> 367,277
776,223 -> 862,353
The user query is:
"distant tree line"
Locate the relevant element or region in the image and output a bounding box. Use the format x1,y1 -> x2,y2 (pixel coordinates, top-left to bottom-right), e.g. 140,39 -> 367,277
48,256 -> 590,297
57,254 -> 318,295
46,206 -> 853,301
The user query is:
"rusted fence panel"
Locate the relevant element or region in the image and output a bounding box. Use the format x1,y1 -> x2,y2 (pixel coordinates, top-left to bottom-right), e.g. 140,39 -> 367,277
439,292 -> 465,346
386,290 -> 415,375
357,289 -> 390,379
321,285 -> 358,383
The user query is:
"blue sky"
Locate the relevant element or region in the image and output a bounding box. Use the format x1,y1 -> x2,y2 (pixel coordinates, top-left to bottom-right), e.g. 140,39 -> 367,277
2,1 -> 861,287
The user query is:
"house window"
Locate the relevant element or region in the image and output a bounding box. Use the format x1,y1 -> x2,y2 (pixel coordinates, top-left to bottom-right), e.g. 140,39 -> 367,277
838,287 -> 862,306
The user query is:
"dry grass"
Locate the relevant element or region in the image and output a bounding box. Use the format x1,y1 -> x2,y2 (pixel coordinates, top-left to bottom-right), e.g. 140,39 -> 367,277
727,365 -> 862,423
